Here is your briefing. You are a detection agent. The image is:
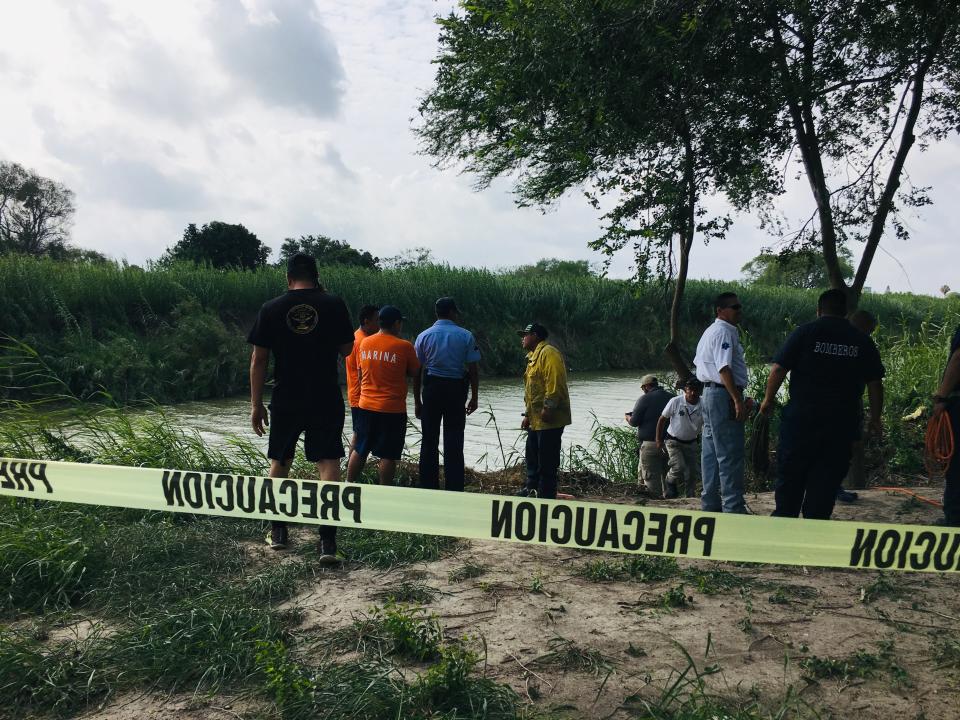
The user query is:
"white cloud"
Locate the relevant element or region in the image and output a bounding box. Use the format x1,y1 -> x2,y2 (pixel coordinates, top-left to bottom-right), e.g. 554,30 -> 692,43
0,0 -> 956,296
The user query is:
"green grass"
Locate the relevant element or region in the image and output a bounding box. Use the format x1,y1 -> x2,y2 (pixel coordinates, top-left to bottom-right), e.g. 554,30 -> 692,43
577,554 -> 680,583
3,255 -> 957,405
328,602 -> 444,662
449,559 -> 489,583
800,640 -> 909,687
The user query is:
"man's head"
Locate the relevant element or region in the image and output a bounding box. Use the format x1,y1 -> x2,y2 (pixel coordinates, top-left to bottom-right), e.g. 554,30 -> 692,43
683,377 -> 703,404
435,296 -> 460,320
817,288 -> 847,318
518,322 -> 548,352
715,292 -> 742,325
849,308 -> 877,335
286,253 -> 320,288
640,374 -> 659,393
358,304 -> 380,334
378,305 -> 405,334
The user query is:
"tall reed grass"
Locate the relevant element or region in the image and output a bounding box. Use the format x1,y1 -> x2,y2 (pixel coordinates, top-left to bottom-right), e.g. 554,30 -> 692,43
3,255 -> 958,403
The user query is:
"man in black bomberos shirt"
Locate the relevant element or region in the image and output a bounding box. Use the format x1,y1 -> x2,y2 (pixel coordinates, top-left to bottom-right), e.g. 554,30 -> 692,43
759,289 -> 885,519
248,253 -> 354,562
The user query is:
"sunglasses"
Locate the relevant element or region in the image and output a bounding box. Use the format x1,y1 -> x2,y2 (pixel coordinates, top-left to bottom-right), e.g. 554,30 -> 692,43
723,303 -> 743,311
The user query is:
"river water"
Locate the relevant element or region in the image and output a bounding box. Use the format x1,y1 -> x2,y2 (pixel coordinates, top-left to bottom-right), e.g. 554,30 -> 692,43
161,370 -> 660,470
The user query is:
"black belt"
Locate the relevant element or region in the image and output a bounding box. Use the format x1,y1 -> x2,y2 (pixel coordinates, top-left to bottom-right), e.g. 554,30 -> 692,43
703,381 -> 744,391
666,433 -> 697,444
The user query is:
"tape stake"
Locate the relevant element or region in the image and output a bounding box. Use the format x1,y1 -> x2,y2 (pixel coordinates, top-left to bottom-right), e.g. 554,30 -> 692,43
0,457 -> 956,573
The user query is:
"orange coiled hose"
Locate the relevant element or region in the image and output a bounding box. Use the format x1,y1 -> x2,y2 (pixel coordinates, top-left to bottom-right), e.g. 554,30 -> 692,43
924,411 -> 955,479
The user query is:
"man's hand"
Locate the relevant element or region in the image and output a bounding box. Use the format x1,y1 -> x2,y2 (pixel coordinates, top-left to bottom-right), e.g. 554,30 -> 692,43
541,407 -> 554,423
933,400 -> 947,420
733,397 -> 747,423
656,439 -> 664,451
414,400 -> 423,419
251,404 -> 268,436
466,396 -> 478,415
521,416 -> 530,430
759,399 -> 774,417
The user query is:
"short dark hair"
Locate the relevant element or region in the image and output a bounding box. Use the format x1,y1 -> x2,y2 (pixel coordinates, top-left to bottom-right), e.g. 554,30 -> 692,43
683,377 -> 703,392
286,252 -> 319,283
817,288 -> 847,317
715,292 -> 739,311
358,304 -> 380,324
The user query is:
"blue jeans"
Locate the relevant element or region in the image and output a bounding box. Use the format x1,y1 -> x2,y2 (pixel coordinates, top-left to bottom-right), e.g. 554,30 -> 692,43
700,386 -> 746,513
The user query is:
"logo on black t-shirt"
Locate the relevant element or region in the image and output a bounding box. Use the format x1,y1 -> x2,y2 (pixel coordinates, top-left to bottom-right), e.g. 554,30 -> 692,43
286,304 -> 319,334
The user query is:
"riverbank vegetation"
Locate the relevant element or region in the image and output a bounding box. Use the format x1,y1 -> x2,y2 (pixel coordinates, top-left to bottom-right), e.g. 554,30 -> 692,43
3,255 -> 958,404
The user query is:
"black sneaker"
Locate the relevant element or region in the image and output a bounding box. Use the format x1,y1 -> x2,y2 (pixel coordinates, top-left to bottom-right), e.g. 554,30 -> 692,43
318,538 -> 341,565
836,488 -> 858,503
513,486 -> 538,498
267,524 -> 288,550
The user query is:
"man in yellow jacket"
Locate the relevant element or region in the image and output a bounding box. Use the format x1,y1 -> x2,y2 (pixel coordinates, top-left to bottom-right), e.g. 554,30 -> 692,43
515,323 -> 572,498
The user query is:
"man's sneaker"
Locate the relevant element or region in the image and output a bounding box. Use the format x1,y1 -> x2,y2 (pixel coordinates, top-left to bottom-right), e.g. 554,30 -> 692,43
513,486 -> 538,498
836,488 -> 859,503
267,524 -> 288,550
318,538 -> 341,565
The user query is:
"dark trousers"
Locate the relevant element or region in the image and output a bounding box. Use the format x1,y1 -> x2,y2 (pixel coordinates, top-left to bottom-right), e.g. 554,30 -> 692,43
944,400 -> 960,525
524,427 -> 564,499
273,521 -> 336,543
772,419 -> 852,520
418,375 -> 468,492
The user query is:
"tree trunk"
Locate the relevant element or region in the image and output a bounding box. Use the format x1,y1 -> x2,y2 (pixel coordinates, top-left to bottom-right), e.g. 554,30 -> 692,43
664,122 -> 697,385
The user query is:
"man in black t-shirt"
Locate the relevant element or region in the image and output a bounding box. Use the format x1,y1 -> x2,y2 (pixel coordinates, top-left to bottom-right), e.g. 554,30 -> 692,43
248,253 -> 354,561
933,325 -> 960,526
759,289 -> 885,519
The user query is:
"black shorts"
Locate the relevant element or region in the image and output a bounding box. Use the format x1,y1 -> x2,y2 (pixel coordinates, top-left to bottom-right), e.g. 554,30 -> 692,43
268,407 -> 345,462
350,406 -> 363,428
353,409 -> 406,460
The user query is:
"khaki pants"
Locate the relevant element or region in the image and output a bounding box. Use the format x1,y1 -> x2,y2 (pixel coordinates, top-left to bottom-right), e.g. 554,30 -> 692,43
665,439 -> 701,498
638,441 -> 667,497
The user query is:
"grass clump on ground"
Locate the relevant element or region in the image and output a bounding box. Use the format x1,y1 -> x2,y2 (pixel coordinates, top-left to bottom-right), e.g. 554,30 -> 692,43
577,555 -> 680,583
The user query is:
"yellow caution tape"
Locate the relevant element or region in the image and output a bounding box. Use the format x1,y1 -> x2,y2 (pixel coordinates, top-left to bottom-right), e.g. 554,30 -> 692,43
0,457 -> 957,573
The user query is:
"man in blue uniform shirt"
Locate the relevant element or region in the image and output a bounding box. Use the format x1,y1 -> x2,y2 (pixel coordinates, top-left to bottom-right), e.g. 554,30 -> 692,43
760,289 -> 885,519
413,297 -> 481,491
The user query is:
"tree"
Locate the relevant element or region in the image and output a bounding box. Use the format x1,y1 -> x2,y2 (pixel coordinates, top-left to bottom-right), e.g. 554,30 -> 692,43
0,161 -> 75,256
741,246 -> 854,289
417,1 -> 781,376
381,246 -> 436,271
165,222 -> 270,270
752,1 -> 960,308
278,235 -> 379,270
511,258 -> 597,279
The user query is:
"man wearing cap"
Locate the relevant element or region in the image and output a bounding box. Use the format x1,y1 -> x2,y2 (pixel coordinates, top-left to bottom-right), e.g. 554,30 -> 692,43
346,304 -> 380,454
760,289 -> 885,519
248,253 -> 354,562
347,305 -> 420,486
515,323 -> 571,499
626,376 -> 674,497
693,291 -> 749,513
413,297 -> 481,492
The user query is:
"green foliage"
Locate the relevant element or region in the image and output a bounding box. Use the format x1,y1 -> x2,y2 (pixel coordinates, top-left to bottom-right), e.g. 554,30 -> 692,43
449,559 -> 488,583
332,602 -> 444,662
277,234 -> 379,270
800,641 -> 908,686
509,258 -> 597,279
660,584 -> 693,609
164,221 -> 270,269
577,555 -> 680,583
742,247 -> 854,289
374,581 -> 440,605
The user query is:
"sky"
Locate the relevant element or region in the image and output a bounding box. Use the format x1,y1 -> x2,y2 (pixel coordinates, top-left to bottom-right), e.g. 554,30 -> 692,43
0,0 -> 957,295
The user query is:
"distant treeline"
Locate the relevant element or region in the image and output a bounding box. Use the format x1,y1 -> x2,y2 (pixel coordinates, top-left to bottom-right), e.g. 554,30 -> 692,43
2,256 -> 957,403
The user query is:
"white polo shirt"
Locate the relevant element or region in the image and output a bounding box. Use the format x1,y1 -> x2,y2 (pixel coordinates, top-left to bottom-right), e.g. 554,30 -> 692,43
693,318 -> 748,387
661,395 -> 704,441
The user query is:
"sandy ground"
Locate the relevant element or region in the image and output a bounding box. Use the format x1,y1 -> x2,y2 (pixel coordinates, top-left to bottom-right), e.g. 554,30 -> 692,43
76,485 -> 959,720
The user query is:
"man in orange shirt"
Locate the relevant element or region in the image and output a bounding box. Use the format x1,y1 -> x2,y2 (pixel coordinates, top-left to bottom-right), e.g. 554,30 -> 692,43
345,304 -> 380,453
347,305 -> 420,485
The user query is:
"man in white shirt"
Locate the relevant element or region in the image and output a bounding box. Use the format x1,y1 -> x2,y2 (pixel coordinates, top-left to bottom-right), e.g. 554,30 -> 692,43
655,378 -> 704,498
693,292 -> 749,513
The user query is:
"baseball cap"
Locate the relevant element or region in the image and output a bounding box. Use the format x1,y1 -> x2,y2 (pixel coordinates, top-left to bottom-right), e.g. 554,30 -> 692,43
378,305 -> 405,326
517,322 -> 548,339
435,297 -> 459,315
286,252 -> 318,278
640,374 -> 658,386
